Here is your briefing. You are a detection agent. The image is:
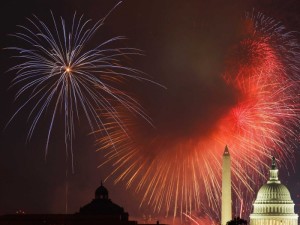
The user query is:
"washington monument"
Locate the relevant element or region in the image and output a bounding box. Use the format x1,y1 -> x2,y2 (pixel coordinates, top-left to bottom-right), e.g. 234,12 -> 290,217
221,145 -> 232,225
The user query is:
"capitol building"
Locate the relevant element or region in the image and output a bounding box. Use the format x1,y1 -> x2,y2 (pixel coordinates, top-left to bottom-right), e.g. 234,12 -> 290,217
249,157 -> 298,225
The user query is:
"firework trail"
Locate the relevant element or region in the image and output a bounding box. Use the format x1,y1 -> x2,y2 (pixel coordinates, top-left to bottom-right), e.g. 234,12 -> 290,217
183,213 -> 218,225
7,3 -> 155,170
97,11 -> 300,219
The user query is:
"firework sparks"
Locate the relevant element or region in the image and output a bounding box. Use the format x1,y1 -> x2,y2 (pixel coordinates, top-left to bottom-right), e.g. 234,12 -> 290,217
7,3 -> 153,170
183,213 -> 218,225
97,11 -> 300,219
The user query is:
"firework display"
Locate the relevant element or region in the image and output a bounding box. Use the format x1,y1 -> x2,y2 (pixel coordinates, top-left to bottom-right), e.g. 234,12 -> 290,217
98,12 -> 300,220
7,6 -> 152,169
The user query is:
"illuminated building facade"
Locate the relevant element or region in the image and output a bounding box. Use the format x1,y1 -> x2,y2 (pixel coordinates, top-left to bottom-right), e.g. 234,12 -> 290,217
250,157 -> 298,225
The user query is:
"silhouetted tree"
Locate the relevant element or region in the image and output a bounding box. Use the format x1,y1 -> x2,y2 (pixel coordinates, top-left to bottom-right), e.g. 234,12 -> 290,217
226,217 -> 247,225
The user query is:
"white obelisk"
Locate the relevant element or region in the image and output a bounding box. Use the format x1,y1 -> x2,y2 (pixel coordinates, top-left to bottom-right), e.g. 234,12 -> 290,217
221,145 -> 232,225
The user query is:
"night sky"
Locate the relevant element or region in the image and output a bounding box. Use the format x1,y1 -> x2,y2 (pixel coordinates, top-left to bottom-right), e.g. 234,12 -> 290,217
0,0 -> 300,222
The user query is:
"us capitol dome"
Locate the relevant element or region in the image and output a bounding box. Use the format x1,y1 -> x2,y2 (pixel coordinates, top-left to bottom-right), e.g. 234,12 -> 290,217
250,157 -> 298,225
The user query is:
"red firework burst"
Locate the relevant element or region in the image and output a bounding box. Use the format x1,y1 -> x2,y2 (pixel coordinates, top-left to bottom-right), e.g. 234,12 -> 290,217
97,12 -> 300,219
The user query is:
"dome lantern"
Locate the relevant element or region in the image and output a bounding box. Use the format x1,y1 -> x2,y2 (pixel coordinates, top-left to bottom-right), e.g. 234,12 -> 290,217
268,156 -> 280,184
95,181 -> 109,200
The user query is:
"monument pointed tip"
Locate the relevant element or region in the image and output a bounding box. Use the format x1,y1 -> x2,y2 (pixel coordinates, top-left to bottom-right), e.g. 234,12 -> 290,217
224,145 -> 230,155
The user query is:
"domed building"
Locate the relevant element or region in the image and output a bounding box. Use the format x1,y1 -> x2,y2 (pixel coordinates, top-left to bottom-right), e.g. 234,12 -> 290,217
0,182 -> 167,225
250,157 -> 298,225
79,181 -> 129,221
